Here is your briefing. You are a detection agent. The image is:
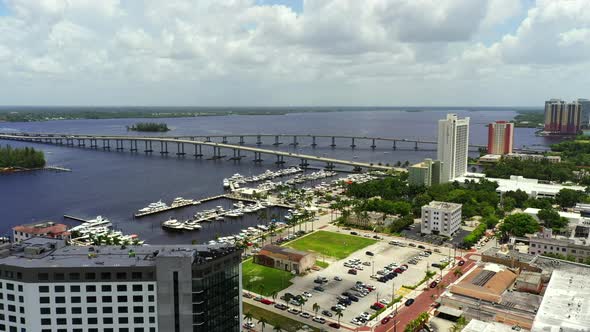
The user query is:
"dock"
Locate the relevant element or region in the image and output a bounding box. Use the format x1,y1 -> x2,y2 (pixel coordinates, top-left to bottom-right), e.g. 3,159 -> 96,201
63,215 -> 89,222
134,201 -> 200,218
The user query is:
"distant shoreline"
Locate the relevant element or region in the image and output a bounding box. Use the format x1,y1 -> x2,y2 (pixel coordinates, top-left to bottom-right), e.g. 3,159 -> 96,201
0,107 -> 541,123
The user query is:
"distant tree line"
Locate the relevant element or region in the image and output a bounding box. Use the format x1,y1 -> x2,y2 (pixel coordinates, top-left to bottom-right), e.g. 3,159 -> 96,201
127,122 -> 170,132
0,145 -> 45,169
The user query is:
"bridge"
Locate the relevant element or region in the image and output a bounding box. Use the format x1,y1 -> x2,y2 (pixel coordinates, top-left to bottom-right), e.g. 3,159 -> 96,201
0,133 -> 405,172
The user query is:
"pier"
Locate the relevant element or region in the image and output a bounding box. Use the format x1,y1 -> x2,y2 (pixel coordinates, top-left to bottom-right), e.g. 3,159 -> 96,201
134,200 -> 200,218
63,215 -> 89,222
0,133 -> 403,171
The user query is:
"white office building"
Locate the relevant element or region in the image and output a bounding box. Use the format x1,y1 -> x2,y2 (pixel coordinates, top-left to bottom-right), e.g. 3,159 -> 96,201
421,201 -> 462,237
437,114 -> 470,182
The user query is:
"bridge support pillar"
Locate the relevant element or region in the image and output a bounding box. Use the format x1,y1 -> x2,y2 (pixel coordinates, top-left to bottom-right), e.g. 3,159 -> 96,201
222,136 -> 228,144
393,140 -> 397,150
350,137 -> 356,148
325,162 -> 335,170
371,139 -> 376,149
311,136 -> 317,147
189,136 -> 195,141
206,136 -> 211,143
90,139 -> 97,148
290,136 -> 298,146
66,138 -> 74,146
256,135 -> 262,145
115,139 -> 124,151
193,144 -> 203,158
130,140 -> 137,152
57,138 -> 63,145
273,136 -> 282,146
275,155 -> 285,165
160,141 -> 168,154
414,142 -> 418,150
353,166 -> 362,173
231,149 -> 243,161
77,139 -> 85,147
102,139 -> 110,150
330,136 -> 336,147
253,152 -> 263,162
239,136 -> 245,145
176,142 -> 185,156
144,141 -> 153,153
300,159 -> 309,168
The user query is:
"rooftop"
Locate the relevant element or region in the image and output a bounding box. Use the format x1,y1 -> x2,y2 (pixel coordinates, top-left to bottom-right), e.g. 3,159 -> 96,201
258,244 -> 314,262
532,270 -> 590,332
455,174 -> 586,196
449,263 -> 517,303
424,201 -> 462,211
464,319 -> 526,332
12,221 -> 69,235
0,238 -> 239,269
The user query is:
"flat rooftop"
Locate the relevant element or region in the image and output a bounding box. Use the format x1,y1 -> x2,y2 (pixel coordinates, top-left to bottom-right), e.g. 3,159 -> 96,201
464,319 -> 526,332
455,174 -> 586,195
532,270 -> 590,332
0,238 -> 238,269
424,201 -> 462,211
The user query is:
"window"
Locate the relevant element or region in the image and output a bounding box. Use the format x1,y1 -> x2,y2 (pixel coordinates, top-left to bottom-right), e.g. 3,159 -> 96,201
118,317 -> 129,324
133,317 -> 144,324
118,307 -> 128,313
148,295 -> 154,302
85,273 -> 96,280
102,285 -> 112,292
6,284 -> 13,291
87,307 -> 97,314
148,284 -> 154,291
132,272 -> 142,280
70,285 -> 80,292
100,272 -> 111,280
40,308 -> 50,315
103,317 -> 113,324
117,285 -> 127,292
56,296 -> 66,303
72,307 -> 82,314
133,295 -> 142,302
7,306 -> 14,312
103,307 -> 113,314
72,318 -> 82,325
86,285 -> 96,292
133,306 -> 143,313
38,273 -> 49,281
39,297 -> 50,304
87,317 -> 98,324
57,318 -> 67,325
54,273 -> 65,281
16,285 -> 22,292
55,285 -> 65,293
116,272 -> 127,280
6,295 -> 14,302
132,285 -> 142,292
56,307 -> 66,314
86,296 -> 97,303
69,273 -> 80,280
149,317 -> 155,324
117,296 -> 127,303
102,296 -> 112,303
41,318 -> 51,325
71,296 -> 81,303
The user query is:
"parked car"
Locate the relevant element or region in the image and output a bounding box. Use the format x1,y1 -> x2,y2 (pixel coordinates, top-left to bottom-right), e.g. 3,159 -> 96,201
260,298 -> 274,305
350,232 -> 358,235
429,281 -> 438,288
365,251 -> 374,256
300,312 -> 311,319
334,276 -> 343,281
274,303 -> 288,310
408,243 -> 416,247
303,292 -> 312,298
348,269 -> 357,275
243,322 -> 255,329
322,310 -> 333,317
288,308 -> 300,315
328,322 -> 341,329
417,245 -> 426,249
313,286 -> 325,292
348,295 -> 359,302
458,260 -> 465,266
405,298 -> 415,306
381,316 -> 391,325
312,316 -> 326,324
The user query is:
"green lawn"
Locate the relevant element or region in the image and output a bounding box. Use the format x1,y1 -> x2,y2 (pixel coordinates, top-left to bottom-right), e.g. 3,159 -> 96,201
286,230 -> 377,259
316,261 -> 329,268
244,303 -> 320,332
242,260 -> 294,296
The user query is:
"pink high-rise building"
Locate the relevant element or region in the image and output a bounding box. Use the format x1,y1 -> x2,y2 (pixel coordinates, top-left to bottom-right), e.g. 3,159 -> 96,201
487,121 -> 513,155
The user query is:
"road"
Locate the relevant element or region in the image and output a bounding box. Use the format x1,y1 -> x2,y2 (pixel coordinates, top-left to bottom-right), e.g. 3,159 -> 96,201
375,257 -> 476,332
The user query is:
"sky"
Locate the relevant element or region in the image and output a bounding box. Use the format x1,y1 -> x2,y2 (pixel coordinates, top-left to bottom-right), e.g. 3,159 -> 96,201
0,0 -> 589,107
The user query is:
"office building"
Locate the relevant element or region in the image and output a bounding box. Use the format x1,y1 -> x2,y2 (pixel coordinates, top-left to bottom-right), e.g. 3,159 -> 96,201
544,99 -> 582,135
578,98 -> 590,129
504,153 -> 561,163
408,158 -> 442,187
532,270 -> 590,332
528,227 -> 590,264
421,201 -> 462,237
487,121 -> 513,155
12,221 -> 70,243
0,238 -> 242,332
254,245 -> 316,274
437,114 -> 470,182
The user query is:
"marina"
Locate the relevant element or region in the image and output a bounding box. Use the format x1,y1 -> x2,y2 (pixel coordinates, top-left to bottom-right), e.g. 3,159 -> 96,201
134,197 -> 200,217
66,215 -> 144,246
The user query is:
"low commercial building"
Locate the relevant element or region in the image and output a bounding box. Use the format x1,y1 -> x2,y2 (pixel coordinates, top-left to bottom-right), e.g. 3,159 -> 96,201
421,201 -> 462,237
528,228 -> 590,264
532,270 -> 590,331
254,245 -> 316,274
479,154 -> 503,163
0,238 -> 243,332
455,174 -> 585,199
514,271 -> 543,294
12,221 -> 70,243
408,158 -> 442,187
524,208 -> 584,225
440,263 -> 542,329
504,153 -> 561,163
463,319 -> 523,332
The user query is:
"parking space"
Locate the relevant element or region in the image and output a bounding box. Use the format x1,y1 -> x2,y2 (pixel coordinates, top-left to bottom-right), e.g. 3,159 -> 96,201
275,236 -> 454,326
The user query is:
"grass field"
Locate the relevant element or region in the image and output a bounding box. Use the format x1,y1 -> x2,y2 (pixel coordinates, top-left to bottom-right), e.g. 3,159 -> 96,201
244,303 -> 320,332
315,261 -> 329,268
242,260 -> 294,296
286,230 -> 377,259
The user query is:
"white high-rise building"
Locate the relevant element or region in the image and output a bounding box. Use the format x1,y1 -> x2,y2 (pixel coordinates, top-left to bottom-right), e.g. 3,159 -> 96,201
437,114 -> 470,182
421,201 -> 462,237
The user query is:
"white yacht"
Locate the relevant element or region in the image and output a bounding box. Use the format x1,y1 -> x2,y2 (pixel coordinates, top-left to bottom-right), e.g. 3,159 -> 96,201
223,178 -> 230,188
161,218 -> 184,231
71,216 -> 112,233
138,200 -> 169,213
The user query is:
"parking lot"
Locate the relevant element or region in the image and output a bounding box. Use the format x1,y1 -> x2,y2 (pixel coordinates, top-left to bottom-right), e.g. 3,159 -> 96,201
276,234 -> 453,326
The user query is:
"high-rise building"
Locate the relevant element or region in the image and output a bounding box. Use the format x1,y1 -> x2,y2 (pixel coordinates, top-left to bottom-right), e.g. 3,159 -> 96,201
0,238 -> 243,332
437,114 -> 470,182
420,201 -> 462,237
408,158 -> 442,187
544,99 -> 582,135
487,121 -> 514,155
578,98 -> 590,129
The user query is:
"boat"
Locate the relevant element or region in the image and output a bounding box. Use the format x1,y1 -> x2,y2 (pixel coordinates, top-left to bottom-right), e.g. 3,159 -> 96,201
223,178 -> 230,189
71,216 -> 112,233
171,197 -> 194,207
137,200 -> 169,214
161,218 -> 184,231
215,216 -> 224,221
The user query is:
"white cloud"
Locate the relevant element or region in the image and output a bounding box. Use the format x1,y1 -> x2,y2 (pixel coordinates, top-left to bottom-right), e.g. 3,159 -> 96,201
0,0 -> 588,106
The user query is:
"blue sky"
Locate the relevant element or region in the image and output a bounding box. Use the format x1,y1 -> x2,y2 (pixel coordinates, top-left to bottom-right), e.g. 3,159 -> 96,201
0,1 -> 8,16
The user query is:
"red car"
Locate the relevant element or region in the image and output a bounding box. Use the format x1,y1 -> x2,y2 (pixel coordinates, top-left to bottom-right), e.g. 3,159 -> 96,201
348,269 -> 357,275
328,322 -> 341,329
381,316 -> 391,325
372,302 -> 385,309
394,268 -> 403,274
260,299 -> 274,305
429,281 -> 437,288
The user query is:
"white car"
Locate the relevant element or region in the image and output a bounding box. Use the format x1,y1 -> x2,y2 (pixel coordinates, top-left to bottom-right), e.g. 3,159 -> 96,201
351,319 -> 363,326
360,312 -> 371,319
303,292 -> 312,298
243,322 -> 255,329
379,299 -> 389,305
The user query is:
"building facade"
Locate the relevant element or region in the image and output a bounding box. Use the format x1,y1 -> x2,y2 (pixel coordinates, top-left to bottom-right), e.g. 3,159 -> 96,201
544,99 -> 582,135
12,221 -> 70,243
504,153 -> 561,163
420,201 -> 462,237
408,158 -> 442,187
0,238 -> 242,332
254,245 -> 315,274
437,114 -> 470,182
487,121 -> 513,155
577,98 -> 590,129
528,228 -> 590,263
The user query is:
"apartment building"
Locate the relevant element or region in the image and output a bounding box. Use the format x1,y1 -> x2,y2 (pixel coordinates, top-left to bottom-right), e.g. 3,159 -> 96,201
437,114 -> 470,182
0,238 -> 242,332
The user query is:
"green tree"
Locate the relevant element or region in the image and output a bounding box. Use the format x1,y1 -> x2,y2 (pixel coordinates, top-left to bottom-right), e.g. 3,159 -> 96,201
312,302 -> 320,317
538,208 -> 568,230
273,325 -> 282,332
257,317 -> 268,332
500,213 -> 540,238
244,312 -> 253,324
556,188 -> 586,208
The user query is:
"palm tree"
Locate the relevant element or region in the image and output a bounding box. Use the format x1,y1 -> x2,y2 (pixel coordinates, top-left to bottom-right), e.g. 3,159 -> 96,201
268,223 -> 277,244
273,324 -> 282,332
244,311 -> 253,324
257,317 -> 268,332
312,302 -> 320,318
271,291 -> 278,304
335,308 -> 343,325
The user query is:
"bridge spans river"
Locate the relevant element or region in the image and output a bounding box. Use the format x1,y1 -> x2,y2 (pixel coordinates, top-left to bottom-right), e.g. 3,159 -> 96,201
0,132 -> 406,172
